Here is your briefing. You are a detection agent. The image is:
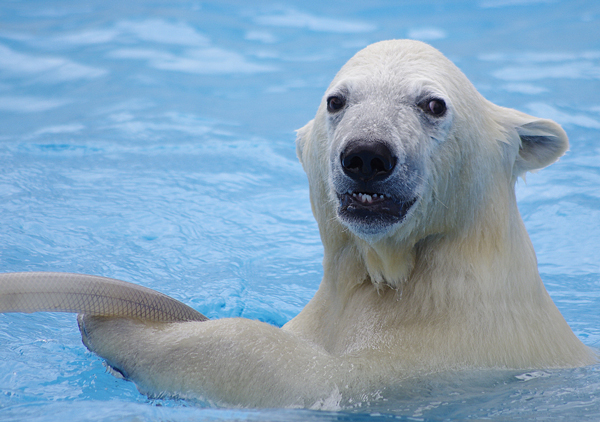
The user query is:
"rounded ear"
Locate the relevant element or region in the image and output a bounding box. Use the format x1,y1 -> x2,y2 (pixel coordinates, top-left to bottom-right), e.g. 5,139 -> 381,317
499,108 -> 569,177
295,119 -> 314,165
515,119 -> 569,174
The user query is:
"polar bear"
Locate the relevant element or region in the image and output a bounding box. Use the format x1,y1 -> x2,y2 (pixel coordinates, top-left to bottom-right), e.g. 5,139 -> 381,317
0,40 -> 595,408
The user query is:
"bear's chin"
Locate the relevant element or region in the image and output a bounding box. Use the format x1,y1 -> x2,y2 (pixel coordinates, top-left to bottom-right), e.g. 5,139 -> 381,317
337,192 -> 417,241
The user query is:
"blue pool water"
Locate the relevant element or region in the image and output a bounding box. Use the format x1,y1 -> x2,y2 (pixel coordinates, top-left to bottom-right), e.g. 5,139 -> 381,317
1,0 -> 600,420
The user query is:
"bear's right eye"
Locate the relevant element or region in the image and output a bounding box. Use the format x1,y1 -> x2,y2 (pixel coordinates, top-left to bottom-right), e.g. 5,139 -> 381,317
420,98 -> 447,117
327,95 -> 346,113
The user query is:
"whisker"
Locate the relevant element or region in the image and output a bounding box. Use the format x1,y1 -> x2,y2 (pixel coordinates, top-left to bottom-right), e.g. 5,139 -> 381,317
415,174 -> 448,210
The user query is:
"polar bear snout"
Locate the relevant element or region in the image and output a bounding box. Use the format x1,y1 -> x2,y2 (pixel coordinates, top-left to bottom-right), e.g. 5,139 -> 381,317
340,141 -> 397,184
333,138 -> 420,240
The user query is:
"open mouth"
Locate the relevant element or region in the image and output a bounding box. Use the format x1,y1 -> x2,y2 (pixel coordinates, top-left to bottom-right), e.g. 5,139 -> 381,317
337,191 -> 416,224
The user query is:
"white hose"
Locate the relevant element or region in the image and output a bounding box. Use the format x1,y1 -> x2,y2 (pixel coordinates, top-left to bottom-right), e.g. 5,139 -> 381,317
0,272 -> 207,322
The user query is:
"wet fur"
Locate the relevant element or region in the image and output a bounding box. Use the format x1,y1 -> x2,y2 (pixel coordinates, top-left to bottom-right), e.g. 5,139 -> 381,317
80,40 -> 596,408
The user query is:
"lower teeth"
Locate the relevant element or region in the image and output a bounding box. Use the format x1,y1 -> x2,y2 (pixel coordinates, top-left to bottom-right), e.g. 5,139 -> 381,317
349,192 -> 388,204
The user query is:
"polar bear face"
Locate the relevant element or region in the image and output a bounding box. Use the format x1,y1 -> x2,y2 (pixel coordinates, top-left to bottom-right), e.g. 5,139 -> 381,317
297,40 -> 569,247
324,51 -> 455,240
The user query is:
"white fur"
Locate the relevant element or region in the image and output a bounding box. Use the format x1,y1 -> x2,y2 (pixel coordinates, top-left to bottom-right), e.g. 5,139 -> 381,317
81,40 -> 596,408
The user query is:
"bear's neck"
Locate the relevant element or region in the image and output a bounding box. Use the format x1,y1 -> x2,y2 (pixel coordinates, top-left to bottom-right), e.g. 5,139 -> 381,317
327,189 -> 536,303
327,196 -> 544,315
285,190 -> 593,367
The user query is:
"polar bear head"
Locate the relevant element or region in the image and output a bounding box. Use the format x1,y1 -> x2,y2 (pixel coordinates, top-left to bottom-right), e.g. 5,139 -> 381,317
296,40 -> 568,288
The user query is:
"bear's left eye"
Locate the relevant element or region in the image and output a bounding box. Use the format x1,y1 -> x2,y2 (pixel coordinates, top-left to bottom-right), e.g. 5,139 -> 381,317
327,95 -> 346,113
420,98 -> 447,117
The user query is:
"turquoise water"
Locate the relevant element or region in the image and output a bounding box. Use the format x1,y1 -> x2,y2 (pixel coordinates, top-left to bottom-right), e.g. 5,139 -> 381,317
1,0 -> 600,420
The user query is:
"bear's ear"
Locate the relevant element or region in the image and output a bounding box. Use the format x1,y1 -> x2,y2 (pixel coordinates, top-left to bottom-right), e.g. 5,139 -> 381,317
503,111 -> 569,177
295,119 -> 314,164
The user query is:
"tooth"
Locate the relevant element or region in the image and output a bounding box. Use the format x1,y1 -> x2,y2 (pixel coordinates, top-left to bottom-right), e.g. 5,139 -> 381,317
373,194 -> 378,199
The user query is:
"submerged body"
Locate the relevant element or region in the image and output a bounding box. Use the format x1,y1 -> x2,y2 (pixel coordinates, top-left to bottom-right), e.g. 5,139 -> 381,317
1,40 -> 596,408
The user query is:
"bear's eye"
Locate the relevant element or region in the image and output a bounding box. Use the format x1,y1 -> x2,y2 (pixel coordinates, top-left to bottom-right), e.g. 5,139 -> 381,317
421,98 -> 447,117
327,95 -> 346,113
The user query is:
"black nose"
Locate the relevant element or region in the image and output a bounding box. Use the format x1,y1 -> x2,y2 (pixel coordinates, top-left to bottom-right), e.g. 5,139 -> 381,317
340,142 -> 396,182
